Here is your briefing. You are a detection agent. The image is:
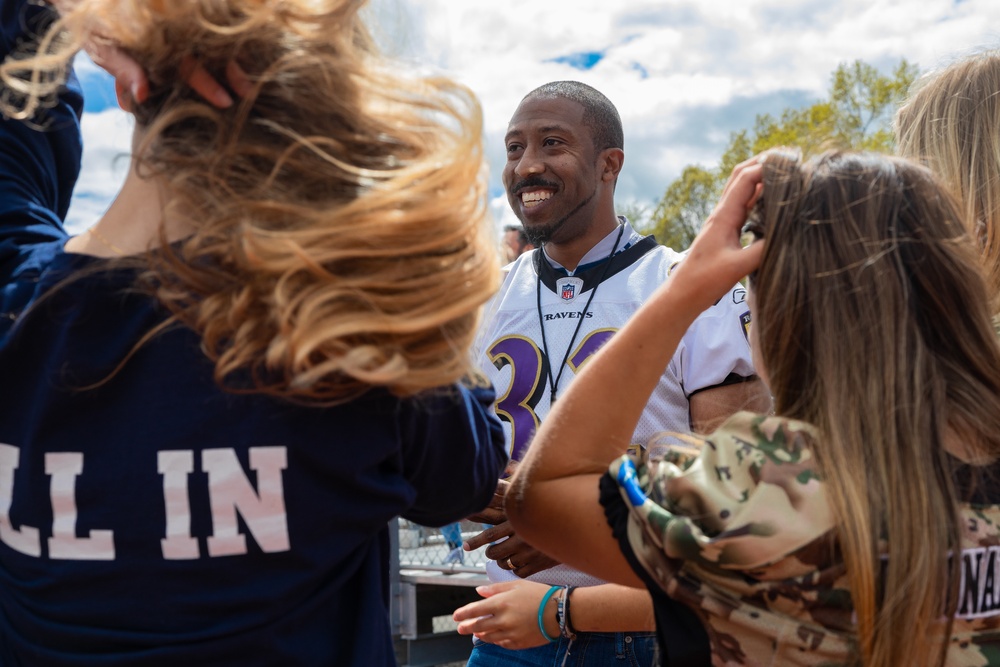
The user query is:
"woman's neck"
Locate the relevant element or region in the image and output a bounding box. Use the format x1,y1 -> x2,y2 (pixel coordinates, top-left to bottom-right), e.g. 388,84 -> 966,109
64,162 -> 192,257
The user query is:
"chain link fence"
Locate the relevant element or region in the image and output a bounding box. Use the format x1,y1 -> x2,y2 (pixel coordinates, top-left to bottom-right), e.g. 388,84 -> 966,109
397,519 -> 491,573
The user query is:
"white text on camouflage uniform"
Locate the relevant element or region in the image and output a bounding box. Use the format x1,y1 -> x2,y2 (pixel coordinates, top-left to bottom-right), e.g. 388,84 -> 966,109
958,545 -> 1000,618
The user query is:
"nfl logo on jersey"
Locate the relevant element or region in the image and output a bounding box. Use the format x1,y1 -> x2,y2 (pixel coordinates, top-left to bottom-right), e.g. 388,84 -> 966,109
556,277 -> 583,303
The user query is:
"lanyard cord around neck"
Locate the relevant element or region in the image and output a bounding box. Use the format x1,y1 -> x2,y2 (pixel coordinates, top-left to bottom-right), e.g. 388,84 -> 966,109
536,224 -> 626,405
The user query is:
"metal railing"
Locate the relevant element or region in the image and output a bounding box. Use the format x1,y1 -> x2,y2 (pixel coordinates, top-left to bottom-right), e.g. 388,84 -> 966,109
391,518 -> 491,667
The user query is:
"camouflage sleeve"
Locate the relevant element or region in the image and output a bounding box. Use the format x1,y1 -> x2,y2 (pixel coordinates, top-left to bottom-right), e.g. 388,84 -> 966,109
610,411 -> 834,577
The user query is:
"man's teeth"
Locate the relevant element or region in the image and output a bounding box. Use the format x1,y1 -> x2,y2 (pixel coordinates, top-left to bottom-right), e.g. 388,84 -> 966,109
522,191 -> 552,208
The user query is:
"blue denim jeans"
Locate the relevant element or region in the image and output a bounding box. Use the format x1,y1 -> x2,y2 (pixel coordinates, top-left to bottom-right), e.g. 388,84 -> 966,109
468,631 -> 657,667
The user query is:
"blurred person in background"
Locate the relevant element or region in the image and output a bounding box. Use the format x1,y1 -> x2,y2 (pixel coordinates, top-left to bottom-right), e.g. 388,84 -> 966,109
502,222 -> 535,263
896,49 -> 1000,316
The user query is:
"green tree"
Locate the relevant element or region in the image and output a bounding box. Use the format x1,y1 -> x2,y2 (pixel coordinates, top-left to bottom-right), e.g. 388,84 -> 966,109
646,165 -> 716,250
646,59 -> 918,248
615,201 -> 653,231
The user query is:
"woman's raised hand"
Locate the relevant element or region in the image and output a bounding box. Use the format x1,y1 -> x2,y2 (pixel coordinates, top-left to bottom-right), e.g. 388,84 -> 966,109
48,1 -> 250,110
667,156 -> 765,312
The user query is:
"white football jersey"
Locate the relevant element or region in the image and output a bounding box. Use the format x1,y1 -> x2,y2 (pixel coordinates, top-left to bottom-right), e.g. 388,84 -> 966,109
478,221 -> 756,586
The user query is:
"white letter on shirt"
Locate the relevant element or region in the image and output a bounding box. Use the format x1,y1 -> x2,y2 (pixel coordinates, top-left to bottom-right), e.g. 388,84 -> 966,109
46,452 -> 115,560
204,447 -> 289,557
0,443 -> 41,557
159,450 -> 200,560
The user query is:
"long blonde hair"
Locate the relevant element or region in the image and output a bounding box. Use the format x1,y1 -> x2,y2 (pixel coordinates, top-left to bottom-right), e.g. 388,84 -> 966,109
895,51 -> 1000,314
0,0 -> 499,403
749,149 -> 1000,666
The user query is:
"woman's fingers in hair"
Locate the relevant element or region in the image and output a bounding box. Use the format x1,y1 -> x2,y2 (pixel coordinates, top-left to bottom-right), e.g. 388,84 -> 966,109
677,160 -> 764,297
710,161 -> 764,239
717,161 -> 765,273
88,44 -> 250,111
178,58 -> 254,108
180,56 -> 233,108
86,40 -> 149,105
226,61 -> 254,99
719,154 -> 766,200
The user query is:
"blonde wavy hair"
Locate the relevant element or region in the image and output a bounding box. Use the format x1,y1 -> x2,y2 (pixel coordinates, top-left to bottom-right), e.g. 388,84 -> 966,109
748,149 -> 1000,667
0,0 -> 499,403
895,51 -> 1000,314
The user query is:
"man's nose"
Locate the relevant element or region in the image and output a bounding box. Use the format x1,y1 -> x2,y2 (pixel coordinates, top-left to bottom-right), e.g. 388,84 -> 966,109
513,145 -> 545,177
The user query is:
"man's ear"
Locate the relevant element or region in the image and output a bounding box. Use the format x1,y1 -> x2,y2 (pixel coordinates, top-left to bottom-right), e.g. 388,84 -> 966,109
600,147 -> 624,183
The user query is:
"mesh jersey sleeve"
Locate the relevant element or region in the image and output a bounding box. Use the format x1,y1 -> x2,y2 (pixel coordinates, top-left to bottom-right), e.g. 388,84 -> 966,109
672,281 -> 755,396
0,0 -> 83,283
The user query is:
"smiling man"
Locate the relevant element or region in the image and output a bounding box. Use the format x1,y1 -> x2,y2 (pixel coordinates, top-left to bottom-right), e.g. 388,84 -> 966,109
504,85 -> 621,267
455,81 -> 771,666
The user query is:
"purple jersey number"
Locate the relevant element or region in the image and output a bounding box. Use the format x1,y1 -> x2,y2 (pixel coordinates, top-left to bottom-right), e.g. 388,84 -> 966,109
488,329 -> 617,461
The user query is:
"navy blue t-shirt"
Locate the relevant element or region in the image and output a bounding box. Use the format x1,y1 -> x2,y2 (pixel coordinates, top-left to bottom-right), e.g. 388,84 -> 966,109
0,3 -> 506,665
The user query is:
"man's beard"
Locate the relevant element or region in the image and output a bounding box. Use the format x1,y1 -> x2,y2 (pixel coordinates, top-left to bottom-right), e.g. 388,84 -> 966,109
523,191 -> 594,246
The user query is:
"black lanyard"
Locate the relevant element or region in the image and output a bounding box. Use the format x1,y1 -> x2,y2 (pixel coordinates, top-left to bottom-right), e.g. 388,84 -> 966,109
535,224 -> 626,405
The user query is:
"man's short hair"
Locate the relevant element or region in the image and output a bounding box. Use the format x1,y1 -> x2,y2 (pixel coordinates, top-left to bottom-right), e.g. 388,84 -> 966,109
524,81 -> 623,152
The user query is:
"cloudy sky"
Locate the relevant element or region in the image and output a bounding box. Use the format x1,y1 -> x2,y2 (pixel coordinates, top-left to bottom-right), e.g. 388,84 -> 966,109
68,0 -> 1000,236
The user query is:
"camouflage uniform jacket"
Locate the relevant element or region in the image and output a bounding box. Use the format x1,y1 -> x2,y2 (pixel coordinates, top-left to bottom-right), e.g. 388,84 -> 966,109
607,411 -> 1000,666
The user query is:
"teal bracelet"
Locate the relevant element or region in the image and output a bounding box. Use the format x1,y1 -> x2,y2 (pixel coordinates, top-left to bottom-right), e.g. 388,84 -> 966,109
536,585 -> 561,642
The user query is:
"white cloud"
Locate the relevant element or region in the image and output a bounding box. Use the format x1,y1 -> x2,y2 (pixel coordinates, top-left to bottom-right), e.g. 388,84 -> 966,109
65,107 -> 133,235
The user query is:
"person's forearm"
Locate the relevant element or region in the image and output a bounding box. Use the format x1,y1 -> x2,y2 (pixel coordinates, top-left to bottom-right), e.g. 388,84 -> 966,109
569,584 -> 655,632
513,274 -> 697,485
689,377 -> 772,434
504,276 -> 698,583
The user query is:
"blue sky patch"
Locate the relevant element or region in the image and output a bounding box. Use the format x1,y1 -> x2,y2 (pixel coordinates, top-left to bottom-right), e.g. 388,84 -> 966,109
75,59 -> 117,113
547,50 -> 605,70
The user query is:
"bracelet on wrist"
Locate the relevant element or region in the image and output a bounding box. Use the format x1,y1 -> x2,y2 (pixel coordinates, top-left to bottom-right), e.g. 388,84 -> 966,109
537,585 -> 560,643
556,585 -> 578,640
